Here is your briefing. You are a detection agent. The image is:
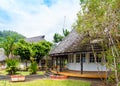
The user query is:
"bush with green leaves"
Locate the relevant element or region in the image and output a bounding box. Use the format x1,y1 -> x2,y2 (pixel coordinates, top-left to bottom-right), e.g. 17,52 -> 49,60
29,60 -> 38,74
6,58 -> 19,75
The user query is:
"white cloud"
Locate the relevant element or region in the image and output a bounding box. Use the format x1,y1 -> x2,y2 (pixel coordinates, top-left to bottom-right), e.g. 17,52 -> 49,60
0,0 -> 80,42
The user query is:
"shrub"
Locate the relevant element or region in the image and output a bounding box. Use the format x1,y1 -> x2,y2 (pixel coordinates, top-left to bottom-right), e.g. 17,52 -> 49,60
6,58 -> 19,75
29,61 -> 38,74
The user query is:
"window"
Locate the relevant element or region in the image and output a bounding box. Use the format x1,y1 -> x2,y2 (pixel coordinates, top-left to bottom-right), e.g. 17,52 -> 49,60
89,53 -> 95,62
89,53 -> 101,63
76,54 -> 80,63
69,54 -> 74,63
81,53 -> 86,63
96,53 -> 101,62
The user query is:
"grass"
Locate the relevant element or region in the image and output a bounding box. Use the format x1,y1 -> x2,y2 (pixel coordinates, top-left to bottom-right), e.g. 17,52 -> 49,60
0,70 -> 45,76
0,70 -> 7,75
17,71 -> 45,76
0,79 -> 91,86
0,70 -> 91,86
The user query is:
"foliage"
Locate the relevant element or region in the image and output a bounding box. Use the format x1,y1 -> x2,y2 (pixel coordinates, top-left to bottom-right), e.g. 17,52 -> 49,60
29,59 -> 38,74
0,37 -> 15,57
6,58 -> 19,75
32,41 -> 52,64
0,30 -> 25,43
13,40 -> 31,67
63,29 -> 69,37
53,33 -> 64,43
76,0 -> 120,35
13,40 -> 52,67
13,40 -> 31,61
0,30 -> 25,57
53,29 -> 69,43
75,0 -> 120,85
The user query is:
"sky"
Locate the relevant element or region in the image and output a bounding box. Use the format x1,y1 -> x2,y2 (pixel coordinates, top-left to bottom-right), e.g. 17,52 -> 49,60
0,0 -> 80,41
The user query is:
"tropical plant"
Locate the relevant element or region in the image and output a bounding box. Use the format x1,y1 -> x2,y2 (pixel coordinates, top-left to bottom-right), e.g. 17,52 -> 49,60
0,37 -> 15,58
53,29 -> 69,43
53,33 -> 64,43
29,58 -> 38,74
63,29 -> 69,37
6,58 -> 19,75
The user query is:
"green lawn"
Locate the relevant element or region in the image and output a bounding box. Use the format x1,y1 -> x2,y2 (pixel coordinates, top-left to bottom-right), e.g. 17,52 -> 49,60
17,71 -> 45,75
0,70 -> 45,75
0,79 -> 91,86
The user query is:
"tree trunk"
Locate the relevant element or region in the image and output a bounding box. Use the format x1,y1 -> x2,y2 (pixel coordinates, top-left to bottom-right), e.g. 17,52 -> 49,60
25,60 -> 27,70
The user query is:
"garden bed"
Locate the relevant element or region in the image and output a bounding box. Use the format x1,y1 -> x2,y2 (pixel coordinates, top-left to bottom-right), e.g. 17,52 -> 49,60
11,75 -> 25,82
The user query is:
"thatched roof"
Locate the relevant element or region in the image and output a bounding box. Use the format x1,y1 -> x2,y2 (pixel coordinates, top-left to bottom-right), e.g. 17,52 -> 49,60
0,48 -> 7,61
25,35 -> 45,43
50,29 -> 83,55
50,29 -> 102,56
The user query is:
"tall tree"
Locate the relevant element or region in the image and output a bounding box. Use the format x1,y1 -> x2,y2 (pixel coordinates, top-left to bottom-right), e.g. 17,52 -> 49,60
32,41 -> 52,64
63,29 -> 69,37
0,37 -> 16,58
53,29 -> 69,43
13,40 -> 31,67
53,33 -> 64,43
75,0 -> 120,85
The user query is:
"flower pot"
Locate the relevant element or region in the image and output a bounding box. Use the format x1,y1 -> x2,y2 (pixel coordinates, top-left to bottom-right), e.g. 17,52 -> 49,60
11,75 -> 25,82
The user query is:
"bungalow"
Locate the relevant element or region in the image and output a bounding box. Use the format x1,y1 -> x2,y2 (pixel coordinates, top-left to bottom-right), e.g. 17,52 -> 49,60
49,29 -> 107,78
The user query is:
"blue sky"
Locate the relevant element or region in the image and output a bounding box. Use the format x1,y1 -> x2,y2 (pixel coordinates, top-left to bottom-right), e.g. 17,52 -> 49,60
0,0 -> 80,41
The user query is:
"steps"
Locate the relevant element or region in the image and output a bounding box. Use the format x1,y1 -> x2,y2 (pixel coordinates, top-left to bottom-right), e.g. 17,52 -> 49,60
44,71 -> 53,78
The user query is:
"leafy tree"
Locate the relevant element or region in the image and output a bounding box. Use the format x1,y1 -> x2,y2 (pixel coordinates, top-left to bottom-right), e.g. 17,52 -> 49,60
75,0 -> 120,85
0,30 -> 25,58
53,29 -> 69,43
13,40 -> 52,68
63,29 -> 69,37
13,40 -> 31,68
32,41 -> 52,64
29,58 -> 38,74
0,37 -> 16,57
53,33 -> 64,43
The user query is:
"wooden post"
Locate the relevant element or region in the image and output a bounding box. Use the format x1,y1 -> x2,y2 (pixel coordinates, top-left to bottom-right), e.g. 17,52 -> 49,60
51,57 -> 53,70
56,57 -> 58,70
81,56 -> 83,74
61,57 -> 64,71
55,57 -> 57,66
60,57 -> 62,72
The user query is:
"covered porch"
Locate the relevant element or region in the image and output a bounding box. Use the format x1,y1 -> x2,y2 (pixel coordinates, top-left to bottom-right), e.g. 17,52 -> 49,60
50,52 -> 107,79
